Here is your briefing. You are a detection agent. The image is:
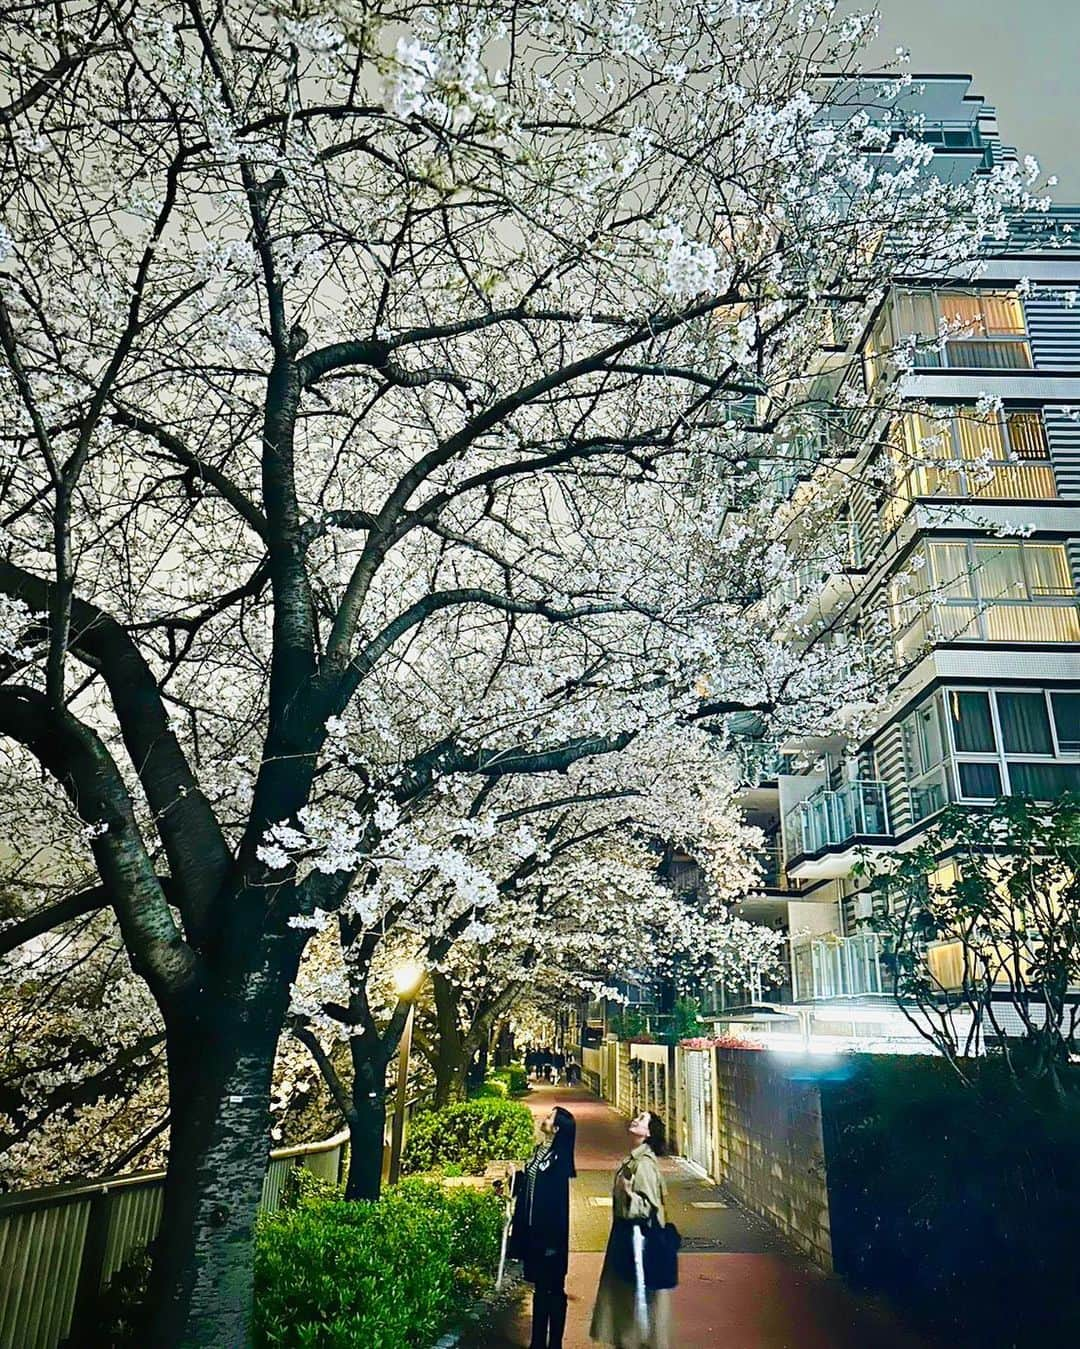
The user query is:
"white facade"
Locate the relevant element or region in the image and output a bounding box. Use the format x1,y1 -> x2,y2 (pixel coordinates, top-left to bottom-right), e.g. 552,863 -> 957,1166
710,77 -> 1080,1046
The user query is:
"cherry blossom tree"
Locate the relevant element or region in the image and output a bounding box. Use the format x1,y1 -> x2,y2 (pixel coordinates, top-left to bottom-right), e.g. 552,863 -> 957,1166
285,726 -> 783,1194
0,0 -> 1040,1340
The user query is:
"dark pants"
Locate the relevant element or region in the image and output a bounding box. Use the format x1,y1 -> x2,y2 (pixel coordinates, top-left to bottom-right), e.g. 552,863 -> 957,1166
530,1269 -> 568,1349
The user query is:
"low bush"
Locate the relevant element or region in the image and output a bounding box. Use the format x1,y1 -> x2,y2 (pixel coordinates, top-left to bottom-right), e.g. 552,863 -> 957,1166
823,1057 -> 1080,1348
501,1062 -> 528,1094
402,1097 -> 535,1176
471,1077 -> 508,1099
254,1178 -> 502,1348
484,1063 -> 528,1096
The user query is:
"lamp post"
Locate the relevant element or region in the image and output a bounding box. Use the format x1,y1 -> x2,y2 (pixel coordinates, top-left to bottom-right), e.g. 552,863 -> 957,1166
388,961 -> 423,1185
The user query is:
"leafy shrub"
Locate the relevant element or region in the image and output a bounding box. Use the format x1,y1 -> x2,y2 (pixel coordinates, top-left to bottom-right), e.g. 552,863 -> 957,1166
823,1057 -> 1080,1348
502,1062 -> 528,1094
402,1097 -> 535,1176
279,1158 -> 345,1209
254,1179 -> 502,1348
471,1077 -> 508,1099
484,1063 -> 528,1096
77,1248 -> 152,1347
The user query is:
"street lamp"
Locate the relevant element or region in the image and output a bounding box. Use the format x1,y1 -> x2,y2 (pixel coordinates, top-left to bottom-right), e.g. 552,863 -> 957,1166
388,961 -> 424,1185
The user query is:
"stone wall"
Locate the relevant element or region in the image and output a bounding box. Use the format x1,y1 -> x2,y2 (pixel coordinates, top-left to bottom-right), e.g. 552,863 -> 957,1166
714,1049 -> 832,1270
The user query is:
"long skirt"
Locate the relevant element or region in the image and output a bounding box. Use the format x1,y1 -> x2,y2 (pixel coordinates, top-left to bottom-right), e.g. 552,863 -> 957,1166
589,1227 -> 671,1349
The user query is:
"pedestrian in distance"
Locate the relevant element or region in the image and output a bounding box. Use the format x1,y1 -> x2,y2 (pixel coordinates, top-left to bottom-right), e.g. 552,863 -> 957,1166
509,1105 -> 578,1349
590,1111 -> 679,1349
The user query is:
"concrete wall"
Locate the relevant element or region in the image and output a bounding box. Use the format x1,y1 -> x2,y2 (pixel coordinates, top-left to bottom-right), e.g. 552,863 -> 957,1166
713,1049 -> 833,1270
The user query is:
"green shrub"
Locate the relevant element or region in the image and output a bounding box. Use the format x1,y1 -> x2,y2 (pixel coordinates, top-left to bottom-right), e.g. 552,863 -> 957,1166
253,1179 -> 502,1348
471,1077 -> 508,1099
402,1097 -> 535,1176
479,1063 -> 528,1097
502,1062 -> 528,1094
279,1159 -> 345,1209
823,1057 -> 1080,1348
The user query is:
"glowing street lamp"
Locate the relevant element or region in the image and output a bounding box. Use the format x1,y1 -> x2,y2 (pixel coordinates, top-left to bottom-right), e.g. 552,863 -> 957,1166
388,961 -> 424,1185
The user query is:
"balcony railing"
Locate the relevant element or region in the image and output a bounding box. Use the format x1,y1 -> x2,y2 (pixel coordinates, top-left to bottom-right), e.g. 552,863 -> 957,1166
791,932 -> 886,1000
909,767 -> 951,824
786,780 -> 890,858
910,337 -> 1032,371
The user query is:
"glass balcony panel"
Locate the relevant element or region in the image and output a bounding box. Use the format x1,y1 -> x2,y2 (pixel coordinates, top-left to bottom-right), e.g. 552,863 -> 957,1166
944,339 -> 1032,369
981,602 -> 1080,643
786,781 -> 890,859
792,933 -> 885,999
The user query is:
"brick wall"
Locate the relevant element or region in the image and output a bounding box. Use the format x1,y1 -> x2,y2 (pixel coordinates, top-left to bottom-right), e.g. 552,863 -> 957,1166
714,1049 -> 832,1270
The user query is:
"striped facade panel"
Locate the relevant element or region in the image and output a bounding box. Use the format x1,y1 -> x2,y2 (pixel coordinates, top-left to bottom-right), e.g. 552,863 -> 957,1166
872,720 -> 910,835
1025,288 -> 1080,371
1043,405 -> 1080,499
851,481 -> 882,561
1068,540 -> 1080,593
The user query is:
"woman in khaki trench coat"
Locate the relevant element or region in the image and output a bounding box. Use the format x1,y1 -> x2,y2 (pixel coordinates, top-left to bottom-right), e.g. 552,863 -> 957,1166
589,1111 -> 672,1349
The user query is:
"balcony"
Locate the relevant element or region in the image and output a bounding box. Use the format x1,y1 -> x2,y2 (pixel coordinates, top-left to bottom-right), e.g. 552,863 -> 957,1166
790,932 -> 887,1001
909,768 -> 951,824
784,779 -> 891,878
788,780 -> 890,855
908,337 -> 1032,371
753,844 -> 796,892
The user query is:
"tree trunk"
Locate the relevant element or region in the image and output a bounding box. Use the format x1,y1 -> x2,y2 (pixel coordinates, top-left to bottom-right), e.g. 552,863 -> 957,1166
344,1040 -> 390,1200
433,1049 -> 469,1108
147,1003 -> 281,1347
344,1087 -> 387,1200
431,968 -> 468,1108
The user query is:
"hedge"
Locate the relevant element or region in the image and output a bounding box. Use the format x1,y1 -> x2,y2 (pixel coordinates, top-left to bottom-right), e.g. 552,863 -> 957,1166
254,1179 -> 503,1348
402,1096 -> 535,1176
822,1057 -> 1080,1348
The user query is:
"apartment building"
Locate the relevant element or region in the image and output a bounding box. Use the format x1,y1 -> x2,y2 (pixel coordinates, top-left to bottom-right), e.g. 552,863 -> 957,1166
709,76 -> 1080,1051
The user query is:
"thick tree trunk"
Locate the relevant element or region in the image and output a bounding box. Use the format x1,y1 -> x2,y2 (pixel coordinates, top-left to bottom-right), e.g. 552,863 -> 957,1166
344,1087 -> 387,1200
146,933 -> 302,1348
431,968 -> 468,1108
344,1041 -> 390,1200
433,1049 -> 469,1108
147,1010 -> 280,1346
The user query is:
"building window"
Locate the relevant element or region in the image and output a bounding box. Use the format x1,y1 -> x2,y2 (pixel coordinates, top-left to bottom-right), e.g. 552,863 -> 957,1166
889,540 -> 1079,658
883,406 -> 1056,527
948,687 -> 1080,802
865,288 -> 1032,388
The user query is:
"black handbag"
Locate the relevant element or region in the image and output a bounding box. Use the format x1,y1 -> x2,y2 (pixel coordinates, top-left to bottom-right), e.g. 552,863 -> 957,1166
643,1215 -> 681,1291
610,1215 -> 681,1291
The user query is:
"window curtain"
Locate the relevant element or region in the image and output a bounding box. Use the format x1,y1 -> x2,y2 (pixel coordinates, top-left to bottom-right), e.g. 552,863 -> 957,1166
928,542 -> 974,600
997,693 -> 1053,755
1021,544 -> 1073,598
957,761 -> 1002,797
949,691 -> 996,753
955,410 -> 1005,461
1008,761 -> 1080,798
972,544 -> 1027,602
1050,692 -> 1080,752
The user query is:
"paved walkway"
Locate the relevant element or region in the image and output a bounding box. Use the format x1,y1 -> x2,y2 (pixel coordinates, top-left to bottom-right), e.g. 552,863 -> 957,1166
474,1084 -> 930,1349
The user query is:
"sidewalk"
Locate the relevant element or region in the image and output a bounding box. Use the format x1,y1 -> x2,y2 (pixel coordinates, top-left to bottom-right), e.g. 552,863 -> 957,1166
474,1083 -> 929,1349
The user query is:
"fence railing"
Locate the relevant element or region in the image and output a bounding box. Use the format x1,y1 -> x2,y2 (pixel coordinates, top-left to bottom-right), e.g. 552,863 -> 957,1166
0,1129 -> 348,1349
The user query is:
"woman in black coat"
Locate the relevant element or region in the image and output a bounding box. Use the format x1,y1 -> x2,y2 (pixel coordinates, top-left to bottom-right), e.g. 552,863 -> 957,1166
509,1105 -> 577,1349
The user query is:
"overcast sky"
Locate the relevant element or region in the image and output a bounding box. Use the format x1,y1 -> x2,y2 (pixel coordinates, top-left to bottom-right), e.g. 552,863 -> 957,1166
873,0 -> 1080,198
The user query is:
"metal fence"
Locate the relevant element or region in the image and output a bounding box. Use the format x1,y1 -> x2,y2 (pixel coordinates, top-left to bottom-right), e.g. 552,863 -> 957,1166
0,1130 -> 348,1349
